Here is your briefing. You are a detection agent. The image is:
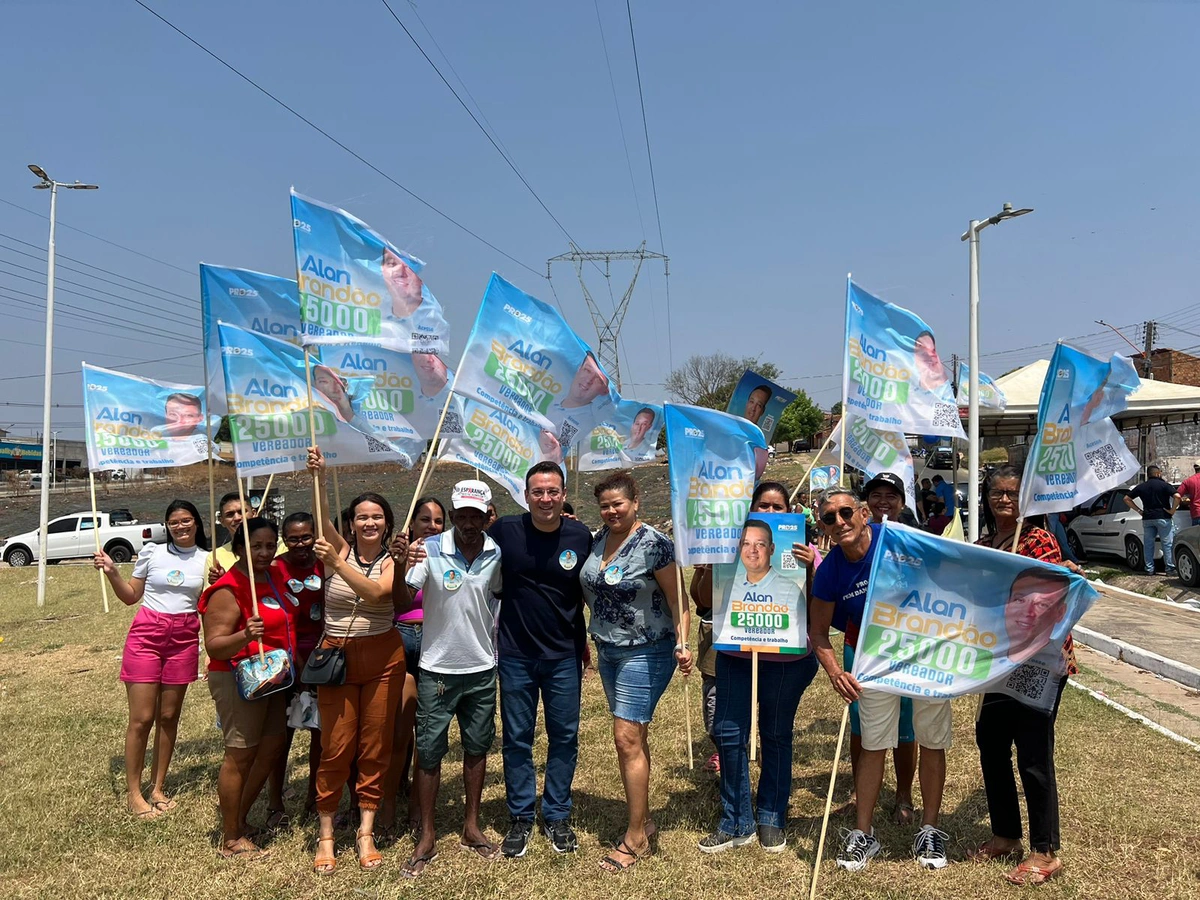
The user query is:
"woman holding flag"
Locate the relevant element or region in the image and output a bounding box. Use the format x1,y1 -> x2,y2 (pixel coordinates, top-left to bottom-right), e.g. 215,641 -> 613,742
970,464 -> 1078,885
580,471 -> 692,874
306,448 -> 406,875
199,517 -> 295,860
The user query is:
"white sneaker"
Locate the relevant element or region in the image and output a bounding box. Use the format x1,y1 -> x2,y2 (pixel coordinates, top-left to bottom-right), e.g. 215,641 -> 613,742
912,824 -> 949,869
835,828 -> 881,872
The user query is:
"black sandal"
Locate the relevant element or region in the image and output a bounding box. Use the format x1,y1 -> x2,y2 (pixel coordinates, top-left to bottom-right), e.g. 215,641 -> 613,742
599,839 -> 646,874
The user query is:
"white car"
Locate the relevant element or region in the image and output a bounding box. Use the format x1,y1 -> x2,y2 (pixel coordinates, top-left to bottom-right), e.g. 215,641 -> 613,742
1,512 -> 167,567
1065,488 -> 1192,571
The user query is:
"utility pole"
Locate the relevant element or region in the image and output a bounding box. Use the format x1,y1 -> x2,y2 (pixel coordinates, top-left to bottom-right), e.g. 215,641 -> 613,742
1142,320 -> 1157,380
547,242 -> 668,391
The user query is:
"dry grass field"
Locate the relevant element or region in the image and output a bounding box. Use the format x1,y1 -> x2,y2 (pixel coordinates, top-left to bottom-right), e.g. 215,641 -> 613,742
1,561 -> 1198,900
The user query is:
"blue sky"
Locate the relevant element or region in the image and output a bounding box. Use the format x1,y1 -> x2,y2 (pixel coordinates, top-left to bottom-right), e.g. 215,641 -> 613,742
3,0 -> 1199,440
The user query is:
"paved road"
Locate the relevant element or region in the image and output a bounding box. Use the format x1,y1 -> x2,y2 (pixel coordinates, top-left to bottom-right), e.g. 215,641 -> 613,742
1085,583 -> 1200,672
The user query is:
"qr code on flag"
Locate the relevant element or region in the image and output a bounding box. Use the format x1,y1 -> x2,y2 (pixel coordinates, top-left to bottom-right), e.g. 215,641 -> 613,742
1085,443 -> 1128,480
1004,662 -> 1050,701
558,421 -> 579,448
442,410 -> 465,436
780,552 -> 800,572
365,435 -> 392,454
932,403 -> 960,430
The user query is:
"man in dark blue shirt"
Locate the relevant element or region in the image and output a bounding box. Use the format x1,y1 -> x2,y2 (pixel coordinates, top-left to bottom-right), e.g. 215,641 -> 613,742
1125,465 -> 1181,575
488,460 -> 593,858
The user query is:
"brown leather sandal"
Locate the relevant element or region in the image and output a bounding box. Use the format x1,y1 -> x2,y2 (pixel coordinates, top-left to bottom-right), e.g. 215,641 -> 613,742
356,831 -> 383,870
313,835 -> 337,876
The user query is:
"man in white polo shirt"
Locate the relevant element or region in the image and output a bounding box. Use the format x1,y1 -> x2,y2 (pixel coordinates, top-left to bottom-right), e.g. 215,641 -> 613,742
395,479 -> 503,877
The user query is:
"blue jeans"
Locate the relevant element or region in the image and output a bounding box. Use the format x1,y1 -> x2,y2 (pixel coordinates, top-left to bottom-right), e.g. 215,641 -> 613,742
595,638 -> 676,724
713,652 -> 819,834
1143,518 -> 1176,573
497,654 -> 582,823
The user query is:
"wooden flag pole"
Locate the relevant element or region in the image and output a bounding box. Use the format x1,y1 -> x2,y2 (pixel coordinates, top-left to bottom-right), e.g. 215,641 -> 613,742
674,571 -> 695,770
789,429 -> 839,505
332,469 -> 343,538
402,388 -> 457,533
749,650 -> 759,761
302,349 -> 325,541
235,475 -> 266,664
88,471 -> 110,614
808,705 -> 850,900
201,350 -> 219,562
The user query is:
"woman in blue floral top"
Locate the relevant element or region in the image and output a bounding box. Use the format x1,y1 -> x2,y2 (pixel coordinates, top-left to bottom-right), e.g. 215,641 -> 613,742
581,471 -> 692,874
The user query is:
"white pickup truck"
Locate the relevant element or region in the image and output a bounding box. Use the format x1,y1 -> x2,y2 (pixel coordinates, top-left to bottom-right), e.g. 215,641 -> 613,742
1,511 -> 168,567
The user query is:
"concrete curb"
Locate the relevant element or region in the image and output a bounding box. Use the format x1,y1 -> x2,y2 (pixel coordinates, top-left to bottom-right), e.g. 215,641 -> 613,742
1072,625 -> 1200,691
1089,578 -> 1200,613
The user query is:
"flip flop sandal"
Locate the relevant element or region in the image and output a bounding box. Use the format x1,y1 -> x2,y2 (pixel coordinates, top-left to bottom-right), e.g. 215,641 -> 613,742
599,839 -> 646,875
219,839 -> 269,861
313,835 -> 337,876
1005,860 -> 1063,885
265,809 -> 290,831
355,831 -> 383,870
968,840 -> 1024,862
401,851 -> 438,878
458,840 -> 500,861
150,798 -> 177,813
134,807 -> 163,821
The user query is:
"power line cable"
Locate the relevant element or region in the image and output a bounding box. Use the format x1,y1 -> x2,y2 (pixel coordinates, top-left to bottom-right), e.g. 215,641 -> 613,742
594,0 -> 647,240
0,351 -> 203,383
0,197 -> 196,276
0,232 -> 196,303
0,255 -> 198,329
624,0 -> 672,369
0,284 -> 194,346
131,0 -> 543,279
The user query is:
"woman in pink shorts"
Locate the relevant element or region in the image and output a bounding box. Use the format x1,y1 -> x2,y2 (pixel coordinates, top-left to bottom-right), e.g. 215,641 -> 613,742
94,500 -> 209,819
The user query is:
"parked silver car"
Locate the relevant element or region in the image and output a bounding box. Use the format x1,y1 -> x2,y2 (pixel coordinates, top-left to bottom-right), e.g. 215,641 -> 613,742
1065,488 -> 1192,571
1172,525 -> 1200,586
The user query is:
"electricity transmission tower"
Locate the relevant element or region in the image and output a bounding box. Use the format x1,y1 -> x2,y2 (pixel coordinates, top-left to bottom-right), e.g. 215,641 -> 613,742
547,242 -> 668,391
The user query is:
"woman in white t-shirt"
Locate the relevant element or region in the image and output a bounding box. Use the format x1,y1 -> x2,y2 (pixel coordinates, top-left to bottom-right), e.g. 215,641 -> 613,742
94,500 -> 210,819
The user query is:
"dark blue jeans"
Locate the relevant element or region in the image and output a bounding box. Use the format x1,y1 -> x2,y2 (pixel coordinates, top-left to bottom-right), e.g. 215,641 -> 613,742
714,652 -> 819,834
498,654 -> 582,823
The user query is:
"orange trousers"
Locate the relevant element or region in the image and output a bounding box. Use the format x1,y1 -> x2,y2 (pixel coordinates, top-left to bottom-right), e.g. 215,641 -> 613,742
314,628 -> 405,813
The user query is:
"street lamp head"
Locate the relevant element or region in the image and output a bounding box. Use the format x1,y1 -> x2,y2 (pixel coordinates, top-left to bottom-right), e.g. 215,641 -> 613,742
28,164 -> 50,182
66,182 -> 99,190
992,203 -> 1034,224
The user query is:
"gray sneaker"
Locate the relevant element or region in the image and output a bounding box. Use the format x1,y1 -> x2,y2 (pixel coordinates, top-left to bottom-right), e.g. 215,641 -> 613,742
757,824 -> 786,852
502,819 -> 534,858
912,825 -> 949,869
697,830 -> 756,853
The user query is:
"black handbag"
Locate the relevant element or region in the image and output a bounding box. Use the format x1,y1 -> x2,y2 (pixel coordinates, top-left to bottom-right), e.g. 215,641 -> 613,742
301,645 -> 346,686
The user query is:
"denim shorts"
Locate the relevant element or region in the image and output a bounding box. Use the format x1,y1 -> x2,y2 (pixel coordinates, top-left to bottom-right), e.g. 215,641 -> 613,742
396,622 -> 422,678
595,638 -> 677,724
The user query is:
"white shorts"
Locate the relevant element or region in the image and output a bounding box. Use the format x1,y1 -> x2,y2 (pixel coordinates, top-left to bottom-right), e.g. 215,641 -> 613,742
858,690 -> 953,751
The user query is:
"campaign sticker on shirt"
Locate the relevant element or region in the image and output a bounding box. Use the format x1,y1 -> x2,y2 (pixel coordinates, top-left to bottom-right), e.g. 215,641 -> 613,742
303,573 -> 322,590
166,569 -> 184,587
559,550 -> 578,571
309,602 -> 323,621
287,578 -> 305,593
603,564 -> 623,585
285,592 -> 300,607
443,569 -> 463,591
261,594 -> 282,610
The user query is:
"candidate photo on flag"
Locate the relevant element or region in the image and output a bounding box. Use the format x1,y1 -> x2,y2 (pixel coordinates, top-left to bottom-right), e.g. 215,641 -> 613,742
291,190 -> 449,354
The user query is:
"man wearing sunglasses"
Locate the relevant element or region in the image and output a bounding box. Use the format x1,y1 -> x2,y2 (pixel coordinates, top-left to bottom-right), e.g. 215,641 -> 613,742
811,487 -> 951,873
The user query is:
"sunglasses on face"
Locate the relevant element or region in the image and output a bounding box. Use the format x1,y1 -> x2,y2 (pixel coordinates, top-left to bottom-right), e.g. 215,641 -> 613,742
820,506 -> 858,526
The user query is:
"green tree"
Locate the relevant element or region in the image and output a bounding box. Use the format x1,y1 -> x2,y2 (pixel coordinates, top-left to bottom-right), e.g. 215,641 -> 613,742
664,353 -> 783,410
773,390 -> 825,446
829,401 -> 843,417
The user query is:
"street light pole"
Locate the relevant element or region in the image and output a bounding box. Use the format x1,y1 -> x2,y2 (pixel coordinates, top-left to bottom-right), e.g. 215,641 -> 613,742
960,203 -> 1033,542
29,165 -> 98,608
